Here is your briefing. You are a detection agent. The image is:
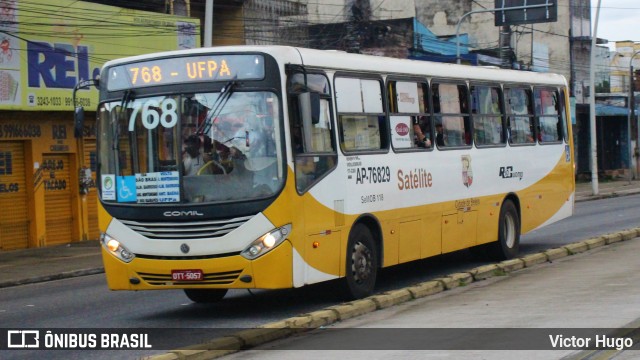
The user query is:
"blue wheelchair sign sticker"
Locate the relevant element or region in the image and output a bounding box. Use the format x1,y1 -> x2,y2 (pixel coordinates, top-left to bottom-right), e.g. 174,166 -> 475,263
117,176 -> 137,202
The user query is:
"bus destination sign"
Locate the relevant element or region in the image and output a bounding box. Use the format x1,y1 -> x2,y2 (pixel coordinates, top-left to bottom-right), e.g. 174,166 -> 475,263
107,54 -> 265,91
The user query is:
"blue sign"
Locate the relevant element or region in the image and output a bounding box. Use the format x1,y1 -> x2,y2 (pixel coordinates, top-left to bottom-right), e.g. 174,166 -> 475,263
117,176 -> 137,202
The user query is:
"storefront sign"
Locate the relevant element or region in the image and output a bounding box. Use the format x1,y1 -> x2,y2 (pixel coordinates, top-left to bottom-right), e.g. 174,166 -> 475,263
0,0 -> 200,111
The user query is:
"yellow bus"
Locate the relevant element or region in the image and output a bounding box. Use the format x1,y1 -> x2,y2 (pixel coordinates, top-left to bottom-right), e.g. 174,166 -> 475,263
76,46 -> 574,302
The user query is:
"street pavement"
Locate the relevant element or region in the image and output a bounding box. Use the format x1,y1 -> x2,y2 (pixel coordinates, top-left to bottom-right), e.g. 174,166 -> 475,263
2,178 -> 640,360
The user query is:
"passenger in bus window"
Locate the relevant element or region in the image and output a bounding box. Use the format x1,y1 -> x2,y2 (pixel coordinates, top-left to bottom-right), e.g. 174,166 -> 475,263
509,92 -> 528,115
528,127 -> 536,143
413,116 -> 432,148
183,135 -> 206,176
435,123 -> 445,147
239,118 -> 277,192
199,135 -> 228,174
202,135 -> 213,162
539,125 -> 557,142
231,106 -> 264,156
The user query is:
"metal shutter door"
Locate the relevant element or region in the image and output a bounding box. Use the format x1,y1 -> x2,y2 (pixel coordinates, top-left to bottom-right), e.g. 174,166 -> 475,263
44,153 -> 73,246
0,141 -> 29,250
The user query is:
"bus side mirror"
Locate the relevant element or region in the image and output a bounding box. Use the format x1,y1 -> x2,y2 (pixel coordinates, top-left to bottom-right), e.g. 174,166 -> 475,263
298,91 -> 320,152
298,91 -> 320,125
74,106 -> 85,138
72,77 -> 99,138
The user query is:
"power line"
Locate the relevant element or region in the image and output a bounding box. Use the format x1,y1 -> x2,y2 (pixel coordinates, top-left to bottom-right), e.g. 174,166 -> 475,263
0,0 -> 619,81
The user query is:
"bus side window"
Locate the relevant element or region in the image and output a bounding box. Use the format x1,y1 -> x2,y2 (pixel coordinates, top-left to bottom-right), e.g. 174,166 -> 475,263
287,72 -> 337,193
432,82 -> 471,147
535,88 -> 563,143
388,80 -> 432,150
505,88 -> 536,145
471,84 -> 505,146
335,77 -> 388,152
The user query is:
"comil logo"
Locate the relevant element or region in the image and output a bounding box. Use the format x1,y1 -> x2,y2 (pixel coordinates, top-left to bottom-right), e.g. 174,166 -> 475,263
163,210 -> 204,217
7,330 -> 40,348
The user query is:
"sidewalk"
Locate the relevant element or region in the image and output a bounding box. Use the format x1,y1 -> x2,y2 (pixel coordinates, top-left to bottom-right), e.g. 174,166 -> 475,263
575,178 -> 640,201
0,239 -> 102,288
1,178 -> 639,288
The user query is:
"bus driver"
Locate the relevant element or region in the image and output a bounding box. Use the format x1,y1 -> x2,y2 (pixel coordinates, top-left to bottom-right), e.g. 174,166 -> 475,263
183,135 -> 206,176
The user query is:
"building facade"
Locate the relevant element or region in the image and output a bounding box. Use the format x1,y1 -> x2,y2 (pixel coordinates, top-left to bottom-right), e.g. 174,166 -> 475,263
609,41 -> 640,93
0,0 -> 199,250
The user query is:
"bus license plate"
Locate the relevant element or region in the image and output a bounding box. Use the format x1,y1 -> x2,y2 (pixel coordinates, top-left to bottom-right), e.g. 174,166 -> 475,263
171,269 -> 203,281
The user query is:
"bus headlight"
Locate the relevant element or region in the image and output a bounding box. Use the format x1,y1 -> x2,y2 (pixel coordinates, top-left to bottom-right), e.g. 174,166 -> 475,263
241,224 -> 291,260
101,233 -> 135,263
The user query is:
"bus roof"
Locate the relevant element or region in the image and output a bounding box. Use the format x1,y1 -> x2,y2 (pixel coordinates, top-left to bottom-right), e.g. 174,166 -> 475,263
101,45 -> 567,87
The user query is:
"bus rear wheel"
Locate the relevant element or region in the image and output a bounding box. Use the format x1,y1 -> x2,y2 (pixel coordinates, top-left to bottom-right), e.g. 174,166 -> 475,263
487,199 -> 520,260
183,289 -> 228,303
342,223 -> 378,300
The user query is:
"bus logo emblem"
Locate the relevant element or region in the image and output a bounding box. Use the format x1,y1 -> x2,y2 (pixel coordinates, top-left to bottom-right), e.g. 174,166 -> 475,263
395,123 -> 409,136
163,210 -> 204,217
462,155 -> 473,188
180,243 -> 190,254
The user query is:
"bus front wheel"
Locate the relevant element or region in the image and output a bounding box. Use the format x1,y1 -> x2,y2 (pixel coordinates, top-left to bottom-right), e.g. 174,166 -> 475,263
488,199 -> 520,260
342,223 -> 378,300
184,289 -> 228,303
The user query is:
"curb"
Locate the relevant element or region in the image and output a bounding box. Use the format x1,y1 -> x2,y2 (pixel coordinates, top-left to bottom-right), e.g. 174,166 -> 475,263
148,227 -> 640,360
0,267 -> 104,289
574,187 -> 640,202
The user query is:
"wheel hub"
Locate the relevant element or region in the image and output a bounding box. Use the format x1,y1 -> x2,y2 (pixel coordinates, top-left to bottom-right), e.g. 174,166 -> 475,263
352,242 -> 371,282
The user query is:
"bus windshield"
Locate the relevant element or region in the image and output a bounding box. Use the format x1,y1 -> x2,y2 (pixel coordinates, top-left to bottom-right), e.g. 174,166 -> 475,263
97,90 -> 283,204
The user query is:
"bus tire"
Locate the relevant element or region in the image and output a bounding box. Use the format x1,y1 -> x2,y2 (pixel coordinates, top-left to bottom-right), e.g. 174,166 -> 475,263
488,200 -> 520,260
342,223 -> 378,300
183,289 -> 228,303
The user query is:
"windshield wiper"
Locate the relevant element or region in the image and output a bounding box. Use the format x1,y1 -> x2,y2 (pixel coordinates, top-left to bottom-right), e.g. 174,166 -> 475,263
113,89 -> 134,150
196,79 -> 237,136
111,90 -> 134,176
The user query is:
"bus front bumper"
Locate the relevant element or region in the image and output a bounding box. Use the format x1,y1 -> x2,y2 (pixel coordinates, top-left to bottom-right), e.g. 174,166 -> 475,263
101,240 -> 293,290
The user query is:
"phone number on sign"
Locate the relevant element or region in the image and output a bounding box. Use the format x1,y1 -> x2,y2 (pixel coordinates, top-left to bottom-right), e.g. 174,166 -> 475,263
36,96 -> 63,106
33,96 -> 91,107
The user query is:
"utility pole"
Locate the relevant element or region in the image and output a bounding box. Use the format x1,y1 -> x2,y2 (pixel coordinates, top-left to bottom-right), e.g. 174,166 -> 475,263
499,25 -> 513,69
589,0 -> 601,195
630,50 -> 640,179
204,0 -> 213,47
